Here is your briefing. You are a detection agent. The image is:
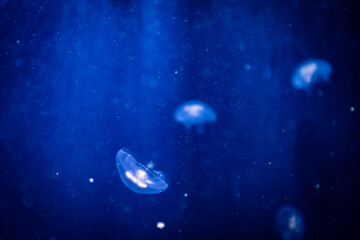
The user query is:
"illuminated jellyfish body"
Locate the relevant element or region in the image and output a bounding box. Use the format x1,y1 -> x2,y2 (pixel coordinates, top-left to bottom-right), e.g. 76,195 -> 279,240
116,149 -> 168,194
292,59 -> 332,90
276,205 -> 306,240
174,100 -> 217,134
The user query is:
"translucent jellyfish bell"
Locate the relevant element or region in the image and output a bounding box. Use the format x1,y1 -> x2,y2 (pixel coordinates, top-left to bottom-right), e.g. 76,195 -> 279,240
174,100 -> 217,133
116,149 -> 168,194
276,205 -> 306,240
292,59 -> 332,90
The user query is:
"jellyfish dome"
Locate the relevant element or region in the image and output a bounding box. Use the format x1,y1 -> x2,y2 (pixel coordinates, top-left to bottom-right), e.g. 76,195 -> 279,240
292,59 -> 332,90
115,149 -> 168,194
276,205 -> 306,240
174,100 -> 217,132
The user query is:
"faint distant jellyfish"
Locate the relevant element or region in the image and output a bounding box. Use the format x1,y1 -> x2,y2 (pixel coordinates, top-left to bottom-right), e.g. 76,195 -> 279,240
174,100 -> 217,134
276,205 -> 306,240
116,149 -> 168,194
292,59 -> 332,91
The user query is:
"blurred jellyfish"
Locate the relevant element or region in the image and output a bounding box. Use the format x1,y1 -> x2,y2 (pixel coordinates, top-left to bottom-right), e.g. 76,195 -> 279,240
174,100 -> 217,134
292,59 -> 332,91
116,149 -> 168,194
276,205 -> 306,240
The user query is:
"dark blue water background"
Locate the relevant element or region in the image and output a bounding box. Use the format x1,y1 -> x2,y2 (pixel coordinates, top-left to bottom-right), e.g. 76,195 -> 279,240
0,0 -> 359,239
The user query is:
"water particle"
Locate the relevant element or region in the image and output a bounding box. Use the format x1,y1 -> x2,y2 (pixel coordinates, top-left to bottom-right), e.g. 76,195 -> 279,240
157,222 -> 165,229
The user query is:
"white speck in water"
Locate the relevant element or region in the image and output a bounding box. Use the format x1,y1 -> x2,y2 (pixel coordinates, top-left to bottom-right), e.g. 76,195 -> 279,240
244,63 -> 251,71
157,222 -> 165,229
146,162 -> 154,169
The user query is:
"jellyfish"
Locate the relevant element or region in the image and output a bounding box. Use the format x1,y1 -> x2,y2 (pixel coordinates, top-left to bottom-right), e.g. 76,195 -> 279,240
115,149 -> 168,194
292,59 -> 332,91
174,100 -> 217,134
276,205 -> 306,240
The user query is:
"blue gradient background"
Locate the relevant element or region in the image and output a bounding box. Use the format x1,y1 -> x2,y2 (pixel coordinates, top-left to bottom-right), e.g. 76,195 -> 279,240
0,0 -> 359,239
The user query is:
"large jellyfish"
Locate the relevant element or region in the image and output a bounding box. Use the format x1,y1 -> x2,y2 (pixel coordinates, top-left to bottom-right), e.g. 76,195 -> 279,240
174,100 -> 217,134
116,149 -> 168,194
292,59 -> 332,90
276,205 -> 306,240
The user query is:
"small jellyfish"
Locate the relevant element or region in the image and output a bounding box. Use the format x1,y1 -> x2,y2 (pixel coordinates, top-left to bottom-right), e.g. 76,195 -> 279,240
174,100 -> 217,134
292,59 -> 332,90
276,205 -> 306,240
115,149 -> 168,194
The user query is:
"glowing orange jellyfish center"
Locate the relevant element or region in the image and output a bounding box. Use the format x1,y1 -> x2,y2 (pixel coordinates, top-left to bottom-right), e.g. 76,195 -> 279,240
125,169 -> 154,189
